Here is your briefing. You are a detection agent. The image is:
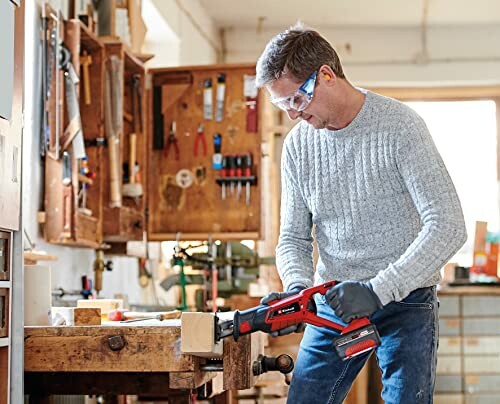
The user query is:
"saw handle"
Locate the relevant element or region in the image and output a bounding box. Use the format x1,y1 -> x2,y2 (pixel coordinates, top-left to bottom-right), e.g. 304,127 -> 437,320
233,281 -> 375,339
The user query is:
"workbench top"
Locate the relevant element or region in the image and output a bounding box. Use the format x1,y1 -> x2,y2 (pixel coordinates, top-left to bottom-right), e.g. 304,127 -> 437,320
24,320 -> 263,395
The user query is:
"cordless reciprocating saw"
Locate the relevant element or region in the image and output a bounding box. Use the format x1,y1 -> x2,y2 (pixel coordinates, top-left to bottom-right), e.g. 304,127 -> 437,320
216,281 -> 381,360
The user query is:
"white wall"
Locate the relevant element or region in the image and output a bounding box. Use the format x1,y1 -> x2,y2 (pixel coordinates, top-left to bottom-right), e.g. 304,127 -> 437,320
147,0 -> 219,66
224,24 -> 500,86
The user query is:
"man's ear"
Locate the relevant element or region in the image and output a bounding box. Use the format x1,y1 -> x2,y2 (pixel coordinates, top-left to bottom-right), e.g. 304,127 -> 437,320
319,65 -> 335,84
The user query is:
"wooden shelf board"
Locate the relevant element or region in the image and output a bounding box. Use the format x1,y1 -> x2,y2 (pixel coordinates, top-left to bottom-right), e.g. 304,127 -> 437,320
124,48 -> 144,73
24,251 -> 58,265
47,238 -> 102,250
79,20 -> 103,51
148,232 -> 260,242
150,62 -> 255,75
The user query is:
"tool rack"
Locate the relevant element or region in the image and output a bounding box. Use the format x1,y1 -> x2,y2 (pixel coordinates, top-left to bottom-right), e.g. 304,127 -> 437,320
43,18 -> 102,248
42,21 -> 148,247
100,37 -> 147,242
147,64 -> 263,240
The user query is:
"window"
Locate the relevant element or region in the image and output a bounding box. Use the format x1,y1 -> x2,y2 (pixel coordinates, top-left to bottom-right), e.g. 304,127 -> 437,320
405,100 -> 498,266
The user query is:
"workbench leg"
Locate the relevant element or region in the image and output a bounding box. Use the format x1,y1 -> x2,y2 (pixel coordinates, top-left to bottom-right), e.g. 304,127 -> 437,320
28,394 -> 51,404
213,390 -> 236,404
166,394 -> 194,404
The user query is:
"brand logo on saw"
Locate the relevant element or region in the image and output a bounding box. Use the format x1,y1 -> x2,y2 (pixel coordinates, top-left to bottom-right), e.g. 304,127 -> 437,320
278,306 -> 296,314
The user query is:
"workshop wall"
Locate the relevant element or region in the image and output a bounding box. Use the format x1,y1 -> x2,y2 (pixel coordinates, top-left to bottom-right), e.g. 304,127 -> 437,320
147,0 -> 219,66
23,0 -> 218,306
224,25 -> 500,86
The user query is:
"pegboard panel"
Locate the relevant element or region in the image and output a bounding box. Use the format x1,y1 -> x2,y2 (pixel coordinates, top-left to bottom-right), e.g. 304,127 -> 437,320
148,64 -> 263,240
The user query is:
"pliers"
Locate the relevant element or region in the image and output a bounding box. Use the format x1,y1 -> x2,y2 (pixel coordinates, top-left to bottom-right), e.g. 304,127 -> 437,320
164,121 -> 180,160
193,124 -> 207,157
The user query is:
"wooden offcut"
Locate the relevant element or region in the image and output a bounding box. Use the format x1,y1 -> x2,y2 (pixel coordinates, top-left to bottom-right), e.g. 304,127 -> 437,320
74,307 -> 101,325
180,312 -> 223,357
77,298 -> 122,318
222,333 -> 263,390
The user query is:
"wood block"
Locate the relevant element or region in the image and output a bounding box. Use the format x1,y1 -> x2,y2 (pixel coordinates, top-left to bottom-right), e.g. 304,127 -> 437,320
473,221 -> 488,254
180,312 -> 223,357
77,299 -> 123,317
74,307 -> 101,325
223,332 -> 264,390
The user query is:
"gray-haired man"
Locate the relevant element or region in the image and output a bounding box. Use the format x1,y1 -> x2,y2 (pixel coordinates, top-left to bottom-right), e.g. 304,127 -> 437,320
257,25 -> 467,403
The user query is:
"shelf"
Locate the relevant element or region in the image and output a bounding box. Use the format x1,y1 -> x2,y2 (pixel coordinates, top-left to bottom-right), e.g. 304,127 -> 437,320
79,20 -> 103,52
24,251 -> 58,265
148,232 -> 260,242
0,338 -> 8,348
216,176 -> 258,187
0,281 -> 9,289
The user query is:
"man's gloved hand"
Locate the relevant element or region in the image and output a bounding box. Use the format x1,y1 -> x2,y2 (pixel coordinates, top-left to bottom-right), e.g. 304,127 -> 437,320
260,287 -> 305,337
325,281 -> 383,323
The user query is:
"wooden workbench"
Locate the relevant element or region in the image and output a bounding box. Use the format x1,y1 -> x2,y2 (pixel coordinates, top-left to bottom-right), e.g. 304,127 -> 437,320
25,319 -> 263,402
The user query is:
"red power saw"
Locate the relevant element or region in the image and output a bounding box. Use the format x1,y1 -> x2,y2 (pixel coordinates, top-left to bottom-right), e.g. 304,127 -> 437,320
217,281 -> 381,360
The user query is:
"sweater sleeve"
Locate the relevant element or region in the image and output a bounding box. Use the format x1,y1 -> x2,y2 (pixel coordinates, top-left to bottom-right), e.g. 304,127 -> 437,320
275,136 -> 315,291
369,113 -> 467,305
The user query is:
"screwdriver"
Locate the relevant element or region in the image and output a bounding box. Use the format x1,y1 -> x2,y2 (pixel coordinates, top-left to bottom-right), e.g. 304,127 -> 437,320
235,155 -> 243,200
221,156 -> 228,200
244,153 -> 253,205
227,155 -> 235,196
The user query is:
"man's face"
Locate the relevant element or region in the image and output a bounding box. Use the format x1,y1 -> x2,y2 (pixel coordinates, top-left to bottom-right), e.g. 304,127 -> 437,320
266,71 -> 330,129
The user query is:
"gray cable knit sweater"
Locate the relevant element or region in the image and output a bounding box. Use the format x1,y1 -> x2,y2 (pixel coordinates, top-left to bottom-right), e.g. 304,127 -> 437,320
276,89 -> 467,306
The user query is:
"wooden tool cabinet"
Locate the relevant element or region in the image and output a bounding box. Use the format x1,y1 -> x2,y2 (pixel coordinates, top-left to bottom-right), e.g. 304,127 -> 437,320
43,18 -> 103,248
147,64 -> 263,240
43,29 -> 264,246
101,37 -> 147,242
42,23 -> 148,247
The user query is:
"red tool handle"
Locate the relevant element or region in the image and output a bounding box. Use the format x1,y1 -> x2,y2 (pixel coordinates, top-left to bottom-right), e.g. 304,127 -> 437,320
264,281 -> 344,332
232,281 -> 375,341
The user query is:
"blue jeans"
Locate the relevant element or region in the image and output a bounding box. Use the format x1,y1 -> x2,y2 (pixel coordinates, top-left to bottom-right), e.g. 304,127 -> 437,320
287,286 -> 438,404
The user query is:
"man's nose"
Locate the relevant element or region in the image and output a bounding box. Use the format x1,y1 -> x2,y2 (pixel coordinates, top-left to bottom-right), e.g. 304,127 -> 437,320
286,109 -> 301,120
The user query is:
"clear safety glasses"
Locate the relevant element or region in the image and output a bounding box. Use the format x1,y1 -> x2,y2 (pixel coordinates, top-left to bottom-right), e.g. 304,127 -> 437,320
270,70 -> 318,112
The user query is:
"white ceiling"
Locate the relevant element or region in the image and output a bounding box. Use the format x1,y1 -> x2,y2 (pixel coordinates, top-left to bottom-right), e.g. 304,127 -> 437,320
199,0 -> 500,28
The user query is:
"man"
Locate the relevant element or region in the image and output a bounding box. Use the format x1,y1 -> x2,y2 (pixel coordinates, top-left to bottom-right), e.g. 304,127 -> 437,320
256,24 -> 467,403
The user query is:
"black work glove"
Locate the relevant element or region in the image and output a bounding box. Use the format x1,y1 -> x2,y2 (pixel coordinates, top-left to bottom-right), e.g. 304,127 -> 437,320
260,286 -> 306,337
325,281 -> 383,323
